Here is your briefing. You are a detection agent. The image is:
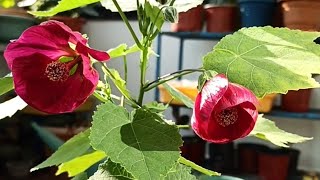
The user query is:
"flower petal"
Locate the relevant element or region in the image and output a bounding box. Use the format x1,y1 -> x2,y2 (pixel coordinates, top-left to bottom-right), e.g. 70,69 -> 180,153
198,74 -> 228,120
76,42 -> 110,62
12,53 -> 97,114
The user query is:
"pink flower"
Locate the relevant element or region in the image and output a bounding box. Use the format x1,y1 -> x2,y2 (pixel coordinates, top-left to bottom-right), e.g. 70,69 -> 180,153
4,20 -> 110,114
191,74 -> 258,143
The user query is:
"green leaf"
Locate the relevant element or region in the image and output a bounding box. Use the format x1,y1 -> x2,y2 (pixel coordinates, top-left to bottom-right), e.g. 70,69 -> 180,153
162,163 -> 196,180
0,77 -> 13,96
104,68 -> 131,101
145,1 -> 164,30
203,27 -> 320,98
107,44 -> 140,59
69,64 -> 79,76
0,96 -> 27,120
29,0 -> 99,17
56,150 -> 107,177
90,102 -> 183,179
197,70 -> 218,91
31,129 -> 91,171
88,159 -> 134,180
163,83 -> 194,108
250,115 -> 313,147
144,101 -> 168,114
71,172 -> 88,180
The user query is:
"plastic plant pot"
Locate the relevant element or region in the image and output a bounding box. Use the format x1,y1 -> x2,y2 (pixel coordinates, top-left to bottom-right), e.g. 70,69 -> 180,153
205,5 -> 238,33
281,89 -> 312,112
238,0 -> 276,27
171,5 -> 204,32
280,0 -> 320,31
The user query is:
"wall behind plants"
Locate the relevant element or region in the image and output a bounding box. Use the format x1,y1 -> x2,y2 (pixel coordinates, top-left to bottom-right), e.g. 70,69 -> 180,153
83,20 -> 320,172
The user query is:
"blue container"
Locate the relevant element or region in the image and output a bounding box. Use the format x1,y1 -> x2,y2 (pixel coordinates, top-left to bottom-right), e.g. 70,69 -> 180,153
238,0 -> 276,27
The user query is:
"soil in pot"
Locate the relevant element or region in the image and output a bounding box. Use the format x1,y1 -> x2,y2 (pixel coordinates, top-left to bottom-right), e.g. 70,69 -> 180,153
238,0 -> 276,27
171,5 -> 204,32
205,5 -> 238,33
281,89 -> 312,112
280,0 -> 320,31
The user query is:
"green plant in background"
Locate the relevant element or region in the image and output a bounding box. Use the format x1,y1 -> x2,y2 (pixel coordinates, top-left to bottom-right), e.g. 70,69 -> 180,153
0,0 -> 15,8
0,0 -> 319,179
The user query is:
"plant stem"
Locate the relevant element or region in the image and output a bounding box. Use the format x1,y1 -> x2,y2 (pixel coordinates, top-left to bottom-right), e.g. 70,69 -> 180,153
179,157 -> 221,176
111,0 -> 142,49
137,44 -> 149,105
177,125 -> 191,129
144,68 -> 204,91
123,55 -> 128,82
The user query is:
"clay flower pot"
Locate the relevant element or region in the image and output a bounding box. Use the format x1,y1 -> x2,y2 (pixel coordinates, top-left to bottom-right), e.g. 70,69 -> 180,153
280,0 -> 320,31
171,5 -> 204,32
205,4 -> 238,33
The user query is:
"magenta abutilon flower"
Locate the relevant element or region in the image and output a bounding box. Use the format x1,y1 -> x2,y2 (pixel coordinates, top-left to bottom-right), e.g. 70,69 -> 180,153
4,20 -> 110,114
191,74 -> 258,143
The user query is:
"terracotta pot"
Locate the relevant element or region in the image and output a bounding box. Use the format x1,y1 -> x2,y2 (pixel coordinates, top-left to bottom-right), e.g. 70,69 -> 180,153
281,89 -> 312,112
171,5 -> 204,32
280,0 -> 320,31
49,16 -> 86,32
205,5 -> 238,33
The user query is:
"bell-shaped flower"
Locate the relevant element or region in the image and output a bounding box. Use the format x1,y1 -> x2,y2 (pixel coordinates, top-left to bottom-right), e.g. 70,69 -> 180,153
191,74 -> 258,143
4,20 -> 110,114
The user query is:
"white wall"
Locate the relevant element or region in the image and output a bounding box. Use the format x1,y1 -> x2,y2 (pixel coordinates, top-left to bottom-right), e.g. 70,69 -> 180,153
83,20 -> 320,172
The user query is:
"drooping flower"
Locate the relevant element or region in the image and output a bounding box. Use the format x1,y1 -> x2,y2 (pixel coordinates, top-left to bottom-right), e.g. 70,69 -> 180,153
191,74 -> 258,143
4,20 -> 110,114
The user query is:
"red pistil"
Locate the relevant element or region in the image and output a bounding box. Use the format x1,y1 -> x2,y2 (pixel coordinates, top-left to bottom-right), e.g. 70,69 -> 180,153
216,107 -> 238,127
45,56 -> 81,82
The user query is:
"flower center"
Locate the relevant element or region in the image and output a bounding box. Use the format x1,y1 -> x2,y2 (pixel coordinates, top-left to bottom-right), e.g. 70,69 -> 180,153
45,61 -> 69,82
216,107 -> 238,127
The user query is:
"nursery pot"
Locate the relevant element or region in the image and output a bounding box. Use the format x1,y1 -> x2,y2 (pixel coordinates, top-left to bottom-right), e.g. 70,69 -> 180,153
205,5 -> 238,33
171,5 -> 204,32
280,0 -> 320,31
238,0 -> 276,27
258,148 -> 296,180
237,143 -> 269,174
180,136 -> 206,165
281,89 -> 312,112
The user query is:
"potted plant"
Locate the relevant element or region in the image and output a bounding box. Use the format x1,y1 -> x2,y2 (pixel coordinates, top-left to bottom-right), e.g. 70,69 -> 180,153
238,0 -> 277,27
204,0 -> 238,33
171,5 -> 204,32
279,0 -> 320,31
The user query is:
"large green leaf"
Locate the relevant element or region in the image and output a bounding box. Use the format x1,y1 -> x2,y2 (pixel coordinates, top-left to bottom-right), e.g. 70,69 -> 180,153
31,129 -> 91,171
161,163 -> 196,180
250,116 -> 313,147
203,27 -> 320,98
163,83 -> 194,108
90,102 -> 182,179
0,77 -> 13,96
107,44 -> 140,59
88,159 -> 134,180
29,0 -> 99,17
144,1 -> 164,31
56,151 -> 106,177
0,96 -> 27,120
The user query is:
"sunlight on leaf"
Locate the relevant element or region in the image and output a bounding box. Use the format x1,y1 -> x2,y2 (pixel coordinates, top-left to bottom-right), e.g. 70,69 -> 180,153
162,163 -> 197,180
0,77 -> 14,96
90,102 -> 182,179
250,115 -> 313,147
204,27 -> 320,98
29,0 -> 99,17
56,151 -> 106,177
0,96 -> 27,120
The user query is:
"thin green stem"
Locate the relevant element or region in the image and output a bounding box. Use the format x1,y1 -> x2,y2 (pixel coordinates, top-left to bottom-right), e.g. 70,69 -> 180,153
111,0 -> 142,49
123,55 -> 128,82
177,125 -> 191,129
137,45 -> 149,105
179,157 -> 221,176
144,68 -> 204,92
